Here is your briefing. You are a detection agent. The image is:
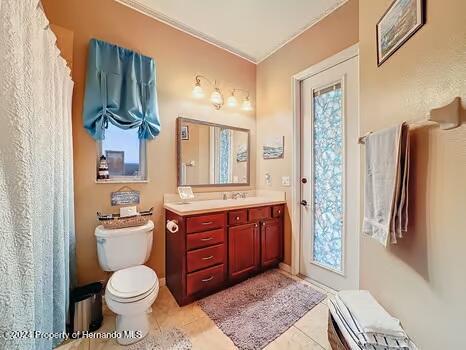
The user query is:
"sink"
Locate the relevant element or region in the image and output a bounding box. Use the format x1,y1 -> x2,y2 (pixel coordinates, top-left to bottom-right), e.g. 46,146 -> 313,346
164,196 -> 286,215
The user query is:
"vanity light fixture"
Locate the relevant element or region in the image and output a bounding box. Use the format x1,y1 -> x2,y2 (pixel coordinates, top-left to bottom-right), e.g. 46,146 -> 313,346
192,75 -> 253,111
241,95 -> 253,111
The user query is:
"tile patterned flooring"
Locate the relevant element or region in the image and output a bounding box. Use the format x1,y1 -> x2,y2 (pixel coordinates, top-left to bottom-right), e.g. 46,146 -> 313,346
59,270 -> 333,350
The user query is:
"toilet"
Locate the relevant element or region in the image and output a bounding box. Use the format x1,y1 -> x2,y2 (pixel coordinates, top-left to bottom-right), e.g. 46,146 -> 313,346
94,220 -> 158,345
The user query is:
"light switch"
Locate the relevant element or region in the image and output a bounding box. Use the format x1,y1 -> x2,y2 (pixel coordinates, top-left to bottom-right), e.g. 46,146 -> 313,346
281,176 -> 290,186
265,173 -> 272,186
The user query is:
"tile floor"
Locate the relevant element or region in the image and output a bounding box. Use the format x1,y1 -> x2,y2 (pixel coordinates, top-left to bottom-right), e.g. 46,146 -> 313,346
59,270 -> 333,350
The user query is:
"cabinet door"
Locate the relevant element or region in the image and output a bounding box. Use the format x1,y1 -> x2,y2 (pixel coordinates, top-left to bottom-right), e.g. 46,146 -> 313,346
261,218 -> 282,269
228,223 -> 260,280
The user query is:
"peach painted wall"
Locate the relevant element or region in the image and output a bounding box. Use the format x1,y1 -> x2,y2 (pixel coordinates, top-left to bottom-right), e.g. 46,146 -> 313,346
256,0 -> 359,265
359,1 -> 466,348
42,0 -> 256,284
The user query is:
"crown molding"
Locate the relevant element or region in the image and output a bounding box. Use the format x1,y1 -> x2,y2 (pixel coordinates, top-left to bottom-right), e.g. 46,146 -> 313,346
115,0 -> 257,63
256,0 -> 349,63
115,0 -> 349,65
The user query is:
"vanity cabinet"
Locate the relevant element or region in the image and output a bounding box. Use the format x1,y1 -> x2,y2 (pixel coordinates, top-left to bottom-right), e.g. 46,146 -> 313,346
228,222 -> 260,281
165,203 -> 284,306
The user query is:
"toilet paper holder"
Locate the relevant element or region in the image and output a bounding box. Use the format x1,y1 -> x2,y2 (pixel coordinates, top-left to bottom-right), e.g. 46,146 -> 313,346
166,220 -> 179,233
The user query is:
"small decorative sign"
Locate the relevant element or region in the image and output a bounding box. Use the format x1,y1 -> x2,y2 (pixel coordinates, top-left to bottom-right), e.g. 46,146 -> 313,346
111,186 -> 140,206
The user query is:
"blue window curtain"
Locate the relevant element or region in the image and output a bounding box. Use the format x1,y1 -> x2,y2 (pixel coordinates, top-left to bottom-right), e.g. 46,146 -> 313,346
83,39 -> 161,140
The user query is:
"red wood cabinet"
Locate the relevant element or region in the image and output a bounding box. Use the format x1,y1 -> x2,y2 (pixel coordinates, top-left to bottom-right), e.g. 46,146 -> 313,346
228,223 -> 260,281
260,218 -> 282,268
165,204 -> 284,306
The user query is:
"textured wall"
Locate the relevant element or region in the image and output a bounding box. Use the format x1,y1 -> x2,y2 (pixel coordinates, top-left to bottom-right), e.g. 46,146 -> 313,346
359,1 -> 466,348
256,0 -> 359,264
43,0 -> 256,284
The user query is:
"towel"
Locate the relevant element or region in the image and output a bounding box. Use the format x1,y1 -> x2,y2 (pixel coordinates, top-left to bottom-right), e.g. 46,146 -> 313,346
337,291 -> 407,339
363,123 -> 410,246
328,299 -> 363,350
331,297 -> 411,350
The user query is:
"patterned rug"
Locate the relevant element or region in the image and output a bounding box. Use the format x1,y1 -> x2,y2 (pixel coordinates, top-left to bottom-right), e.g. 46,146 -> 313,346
127,328 -> 192,350
198,270 -> 325,350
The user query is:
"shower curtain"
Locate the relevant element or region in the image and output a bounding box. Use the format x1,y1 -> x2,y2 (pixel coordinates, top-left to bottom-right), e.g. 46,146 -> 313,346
0,1 -> 75,349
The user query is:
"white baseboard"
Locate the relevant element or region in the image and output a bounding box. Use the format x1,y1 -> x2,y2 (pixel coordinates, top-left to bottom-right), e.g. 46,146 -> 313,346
279,263 -> 292,274
158,277 -> 166,287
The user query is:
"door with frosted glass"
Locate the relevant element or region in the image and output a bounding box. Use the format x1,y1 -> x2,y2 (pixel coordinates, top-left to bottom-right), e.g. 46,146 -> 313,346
300,54 -> 359,290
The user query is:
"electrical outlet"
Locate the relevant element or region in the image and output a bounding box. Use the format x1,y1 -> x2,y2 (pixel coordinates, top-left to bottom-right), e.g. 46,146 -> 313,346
281,176 -> 290,186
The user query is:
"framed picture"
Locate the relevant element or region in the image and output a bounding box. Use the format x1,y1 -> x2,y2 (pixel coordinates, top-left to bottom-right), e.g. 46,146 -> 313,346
263,136 -> 284,160
180,125 -> 189,140
376,0 -> 425,66
236,144 -> 248,162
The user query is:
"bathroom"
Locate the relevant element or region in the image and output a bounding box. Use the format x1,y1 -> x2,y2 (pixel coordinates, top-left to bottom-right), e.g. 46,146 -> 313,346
0,0 -> 465,349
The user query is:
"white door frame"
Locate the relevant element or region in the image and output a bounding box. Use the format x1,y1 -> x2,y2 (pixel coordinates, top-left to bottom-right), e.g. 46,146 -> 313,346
290,44 -> 359,276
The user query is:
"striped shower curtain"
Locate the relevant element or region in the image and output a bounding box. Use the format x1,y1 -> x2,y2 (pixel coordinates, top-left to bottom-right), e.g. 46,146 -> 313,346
0,1 -> 75,349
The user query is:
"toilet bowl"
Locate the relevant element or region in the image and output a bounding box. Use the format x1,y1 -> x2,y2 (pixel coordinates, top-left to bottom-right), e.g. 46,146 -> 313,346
105,265 -> 159,345
94,220 -> 158,345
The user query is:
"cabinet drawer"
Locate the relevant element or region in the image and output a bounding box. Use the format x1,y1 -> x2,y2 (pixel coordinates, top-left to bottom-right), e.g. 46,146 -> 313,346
248,206 -> 271,221
272,205 -> 284,218
228,209 -> 248,226
187,228 -> 225,251
186,213 -> 225,233
187,264 -> 224,296
187,244 -> 224,273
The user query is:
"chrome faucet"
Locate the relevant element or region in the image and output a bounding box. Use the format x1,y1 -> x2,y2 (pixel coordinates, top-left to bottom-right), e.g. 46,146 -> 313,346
232,192 -> 247,199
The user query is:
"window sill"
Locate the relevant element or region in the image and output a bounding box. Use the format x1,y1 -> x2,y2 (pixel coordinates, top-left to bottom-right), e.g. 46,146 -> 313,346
95,179 -> 149,184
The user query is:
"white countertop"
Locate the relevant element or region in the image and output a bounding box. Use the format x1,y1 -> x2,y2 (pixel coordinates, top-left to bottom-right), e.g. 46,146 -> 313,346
164,197 -> 286,216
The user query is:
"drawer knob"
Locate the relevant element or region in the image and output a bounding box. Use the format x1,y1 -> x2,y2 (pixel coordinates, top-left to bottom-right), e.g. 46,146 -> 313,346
200,237 -> 213,241
201,276 -> 214,282
202,255 -> 214,260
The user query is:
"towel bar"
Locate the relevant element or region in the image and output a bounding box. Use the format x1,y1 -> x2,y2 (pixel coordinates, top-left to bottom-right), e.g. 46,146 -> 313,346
358,96 -> 463,144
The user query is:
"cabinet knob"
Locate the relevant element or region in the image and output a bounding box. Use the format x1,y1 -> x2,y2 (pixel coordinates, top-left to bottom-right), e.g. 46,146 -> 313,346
236,216 -> 240,220
202,255 -> 214,260
278,210 -> 281,214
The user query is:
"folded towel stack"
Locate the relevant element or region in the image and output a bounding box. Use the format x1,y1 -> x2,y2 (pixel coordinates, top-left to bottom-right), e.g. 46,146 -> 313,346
328,290 -> 416,350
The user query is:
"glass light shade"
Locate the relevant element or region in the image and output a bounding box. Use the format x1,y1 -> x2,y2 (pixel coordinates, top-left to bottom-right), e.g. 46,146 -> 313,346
210,88 -> 223,107
192,83 -> 204,99
227,94 -> 237,107
241,97 -> 253,111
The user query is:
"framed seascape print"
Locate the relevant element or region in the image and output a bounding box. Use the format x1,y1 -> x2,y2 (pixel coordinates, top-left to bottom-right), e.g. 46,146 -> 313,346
376,0 -> 426,66
263,136 -> 284,160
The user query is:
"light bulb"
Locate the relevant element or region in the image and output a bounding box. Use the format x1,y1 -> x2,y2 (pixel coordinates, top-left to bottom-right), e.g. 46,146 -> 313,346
241,97 -> 253,111
227,94 -> 237,107
192,83 -> 204,99
210,88 -> 223,109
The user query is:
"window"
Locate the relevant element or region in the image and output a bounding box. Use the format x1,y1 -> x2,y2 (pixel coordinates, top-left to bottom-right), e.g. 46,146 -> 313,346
98,123 -> 147,181
312,82 -> 343,272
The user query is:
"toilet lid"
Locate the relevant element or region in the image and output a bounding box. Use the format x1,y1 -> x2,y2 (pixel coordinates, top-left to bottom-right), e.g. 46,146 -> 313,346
108,265 -> 157,299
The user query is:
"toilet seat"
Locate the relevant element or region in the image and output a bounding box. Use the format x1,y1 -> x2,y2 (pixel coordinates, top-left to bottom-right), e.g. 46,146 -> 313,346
106,265 -> 158,303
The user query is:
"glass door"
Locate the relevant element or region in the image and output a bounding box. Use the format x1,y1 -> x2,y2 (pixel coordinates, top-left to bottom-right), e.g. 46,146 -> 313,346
300,54 -> 359,290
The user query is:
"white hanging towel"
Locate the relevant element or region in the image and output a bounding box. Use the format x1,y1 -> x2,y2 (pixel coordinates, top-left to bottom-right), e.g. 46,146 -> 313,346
362,123 -> 410,246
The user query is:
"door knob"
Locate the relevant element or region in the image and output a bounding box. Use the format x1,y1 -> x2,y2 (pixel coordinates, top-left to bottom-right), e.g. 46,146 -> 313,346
300,200 -> 308,206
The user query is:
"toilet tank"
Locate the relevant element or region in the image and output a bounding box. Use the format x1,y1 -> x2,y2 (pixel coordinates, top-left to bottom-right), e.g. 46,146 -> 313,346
94,220 -> 154,271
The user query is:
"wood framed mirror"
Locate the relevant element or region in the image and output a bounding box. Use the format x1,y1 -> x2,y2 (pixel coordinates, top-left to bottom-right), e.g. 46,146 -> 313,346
176,117 -> 250,187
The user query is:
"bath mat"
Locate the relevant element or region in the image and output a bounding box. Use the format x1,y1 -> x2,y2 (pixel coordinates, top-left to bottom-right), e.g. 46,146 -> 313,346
127,328 -> 192,350
198,270 -> 325,350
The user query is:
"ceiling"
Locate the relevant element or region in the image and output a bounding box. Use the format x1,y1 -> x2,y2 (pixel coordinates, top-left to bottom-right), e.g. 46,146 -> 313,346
116,0 -> 346,63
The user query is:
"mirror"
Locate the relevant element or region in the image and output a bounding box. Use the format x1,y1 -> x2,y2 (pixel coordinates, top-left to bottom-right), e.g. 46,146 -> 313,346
177,117 -> 250,187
